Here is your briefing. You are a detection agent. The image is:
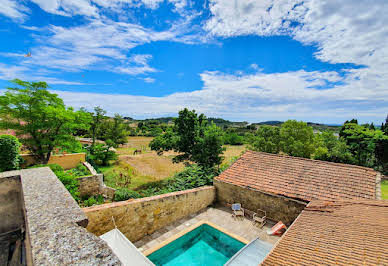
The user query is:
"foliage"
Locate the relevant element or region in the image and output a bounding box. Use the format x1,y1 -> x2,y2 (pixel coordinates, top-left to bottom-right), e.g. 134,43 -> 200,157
86,144 -> 117,166
0,135 -> 21,172
89,106 -> 106,145
279,120 -> 316,158
150,108 -> 225,169
223,132 -> 244,145
247,125 -> 281,153
248,121 -> 315,158
313,131 -> 355,164
81,195 -> 104,207
66,163 -> 90,177
135,164 -> 216,198
114,188 -> 141,201
381,180 -> 388,200
0,79 -> 91,164
100,114 -> 128,148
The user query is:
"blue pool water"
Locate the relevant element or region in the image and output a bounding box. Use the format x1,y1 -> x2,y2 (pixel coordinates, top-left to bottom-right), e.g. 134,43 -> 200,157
147,224 -> 245,266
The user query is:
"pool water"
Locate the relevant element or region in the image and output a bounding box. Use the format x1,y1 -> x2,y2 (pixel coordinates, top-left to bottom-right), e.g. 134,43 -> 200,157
147,224 -> 245,266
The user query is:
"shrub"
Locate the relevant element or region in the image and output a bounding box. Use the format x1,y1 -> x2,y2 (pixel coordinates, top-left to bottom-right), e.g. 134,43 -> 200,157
86,144 -> 117,166
66,163 -> 90,177
82,195 -> 104,207
135,164 -> 216,198
224,133 -> 244,145
0,135 -> 21,172
114,188 -> 141,201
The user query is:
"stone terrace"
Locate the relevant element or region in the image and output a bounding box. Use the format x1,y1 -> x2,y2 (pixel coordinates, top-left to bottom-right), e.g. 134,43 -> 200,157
134,205 -> 280,254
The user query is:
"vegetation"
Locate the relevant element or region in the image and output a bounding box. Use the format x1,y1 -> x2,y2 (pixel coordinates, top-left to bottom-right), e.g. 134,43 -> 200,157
0,134 -> 21,172
247,117 -> 388,175
0,79 -> 90,164
150,108 -> 225,169
381,180 -> 388,200
114,188 -> 141,201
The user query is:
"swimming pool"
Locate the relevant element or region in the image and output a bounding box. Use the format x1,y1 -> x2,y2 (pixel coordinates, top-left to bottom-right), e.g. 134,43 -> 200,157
146,222 -> 247,266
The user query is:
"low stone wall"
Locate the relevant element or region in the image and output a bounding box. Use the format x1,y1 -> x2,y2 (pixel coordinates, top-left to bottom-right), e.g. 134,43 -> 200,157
83,186 -> 216,242
0,168 -> 121,265
78,174 -> 116,199
214,180 -> 306,225
21,153 -> 86,169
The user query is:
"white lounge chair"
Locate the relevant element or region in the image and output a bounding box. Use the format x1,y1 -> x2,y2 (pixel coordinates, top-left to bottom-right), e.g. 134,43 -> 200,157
231,203 -> 244,219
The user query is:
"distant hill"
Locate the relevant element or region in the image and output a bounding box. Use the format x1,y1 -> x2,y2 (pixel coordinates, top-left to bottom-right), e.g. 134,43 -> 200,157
131,117 -> 341,132
253,121 -> 283,126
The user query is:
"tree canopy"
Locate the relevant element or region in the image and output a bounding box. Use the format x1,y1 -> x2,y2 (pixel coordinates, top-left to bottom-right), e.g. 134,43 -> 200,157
150,108 -> 225,169
0,79 -> 90,163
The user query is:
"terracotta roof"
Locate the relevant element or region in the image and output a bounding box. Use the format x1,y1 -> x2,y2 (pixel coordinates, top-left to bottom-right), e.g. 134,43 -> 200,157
262,200 -> 388,265
215,151 -> 377,201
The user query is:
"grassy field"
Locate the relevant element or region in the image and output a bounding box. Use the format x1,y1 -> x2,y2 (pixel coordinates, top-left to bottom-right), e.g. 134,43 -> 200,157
101,136 -> 246,190
381,180 -> 388,200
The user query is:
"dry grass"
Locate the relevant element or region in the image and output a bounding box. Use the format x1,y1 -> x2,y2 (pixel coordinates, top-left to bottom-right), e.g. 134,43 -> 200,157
103,137 -> 247,190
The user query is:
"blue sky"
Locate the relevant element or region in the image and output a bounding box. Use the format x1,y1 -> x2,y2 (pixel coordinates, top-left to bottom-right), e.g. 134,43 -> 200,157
0,0 -> 387,124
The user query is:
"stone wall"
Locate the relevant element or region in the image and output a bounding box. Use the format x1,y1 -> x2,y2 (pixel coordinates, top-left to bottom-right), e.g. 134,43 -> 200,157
83,186 -> 216,242
0,175 -> 24,233
0,168 -> 121,265
214,180 -> 306,225
21,153 -> 86,169
78,174 -> 116,199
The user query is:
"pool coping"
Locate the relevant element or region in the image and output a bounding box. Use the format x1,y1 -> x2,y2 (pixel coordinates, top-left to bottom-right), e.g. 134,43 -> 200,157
143,220 -> 250,256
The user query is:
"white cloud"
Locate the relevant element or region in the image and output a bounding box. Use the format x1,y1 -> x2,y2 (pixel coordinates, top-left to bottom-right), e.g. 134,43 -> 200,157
0,63 -> 86,85
204,0 -> 388,120
143,77 -> 156,83
0,0 -> 28,20
47,69 -> 387,123
30,0 -> 99,17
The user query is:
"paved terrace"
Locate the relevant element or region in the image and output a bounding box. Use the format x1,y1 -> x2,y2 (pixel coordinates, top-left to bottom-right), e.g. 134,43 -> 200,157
134,205 -> 280,253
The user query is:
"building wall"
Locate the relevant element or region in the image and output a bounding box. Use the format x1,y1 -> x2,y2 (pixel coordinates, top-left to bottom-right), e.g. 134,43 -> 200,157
21,153 -> 86,169
83,186 -> 216,242
214,180 -> 306,225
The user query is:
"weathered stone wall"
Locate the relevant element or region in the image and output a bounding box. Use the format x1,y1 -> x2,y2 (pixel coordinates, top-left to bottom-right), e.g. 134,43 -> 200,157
78,174 -> 103,197
0,175 -> 24,233
83,186 -> 216,242
0,168 -> 121,265
78,174 -> 116,199
214,180 -> 306,225
21,153 -> 86,169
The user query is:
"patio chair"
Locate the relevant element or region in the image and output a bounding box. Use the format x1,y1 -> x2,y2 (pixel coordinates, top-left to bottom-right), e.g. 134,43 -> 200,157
252,209 -> 266,228
231,203 -> 244,219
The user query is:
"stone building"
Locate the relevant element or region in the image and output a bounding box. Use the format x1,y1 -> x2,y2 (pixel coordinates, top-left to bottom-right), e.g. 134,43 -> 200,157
214,151 -> 381,224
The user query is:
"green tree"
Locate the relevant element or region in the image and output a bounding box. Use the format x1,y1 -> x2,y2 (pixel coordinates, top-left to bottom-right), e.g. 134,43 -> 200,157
279,120 -> 315,158
0,79 -> 90,164
247,125 -> 281,153
0,135 -> 21,172
102,114 -> 128,148
89,106 -> 106,146
150,108 -> 225,169
313,131 -> 354,164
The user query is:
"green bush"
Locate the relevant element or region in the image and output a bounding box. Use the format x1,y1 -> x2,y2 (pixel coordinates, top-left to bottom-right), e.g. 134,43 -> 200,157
224,133 -> 244,145
82,195 -> 104,207
135,164 -> 216,198
114,188 -> 141,201
0,135 -> 21,172
86,144 -> 117,166
66,163 -> 90,177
